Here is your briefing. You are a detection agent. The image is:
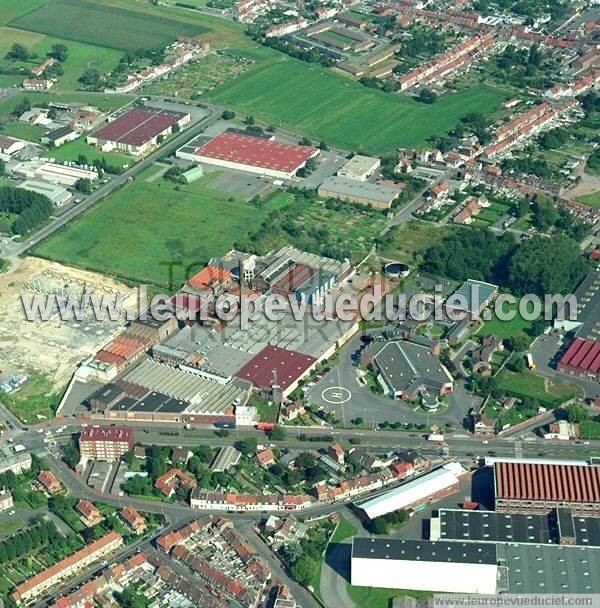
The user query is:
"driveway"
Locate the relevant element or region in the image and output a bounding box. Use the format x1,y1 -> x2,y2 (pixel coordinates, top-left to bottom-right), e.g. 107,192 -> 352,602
305,332 -> 472,428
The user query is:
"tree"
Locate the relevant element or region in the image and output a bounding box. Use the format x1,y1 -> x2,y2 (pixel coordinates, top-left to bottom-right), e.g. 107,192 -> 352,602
269,426 -> 286,441
566,404 -> 589,424
50,43 -> 68,62
290,555 -> 318,585
237,437 -> 258,455
508,354 -> 526,373
531,195 -> 558,232
505,332 -> 531,353
418,88 -> 437,104
0,159 -> 5,177
507,235 -> 587,296
63,441 -> 80,469
9,43 -> 29,61
78,67 -> 102,89
370,517 -> 389,535
121,450 -> 135,466
75,178 -> 93,194
221,110 -> 235,120
12,97 -> 31,117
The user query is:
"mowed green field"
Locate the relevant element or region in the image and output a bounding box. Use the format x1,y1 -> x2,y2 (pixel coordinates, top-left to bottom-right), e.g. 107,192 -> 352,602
33,169 -> 293,289
206,58 -> 507,153
10,0 -> 207,51
0,92 -> 132,117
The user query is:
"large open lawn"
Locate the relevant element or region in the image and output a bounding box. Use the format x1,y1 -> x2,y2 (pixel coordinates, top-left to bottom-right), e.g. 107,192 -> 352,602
205,57 -> 506,154
576,191 -> 600,210
496,370 -> 582,408
10,0 -> 207,51
41,137 -> 131,168
0,91 -> 132,117
33,169 -> 294,289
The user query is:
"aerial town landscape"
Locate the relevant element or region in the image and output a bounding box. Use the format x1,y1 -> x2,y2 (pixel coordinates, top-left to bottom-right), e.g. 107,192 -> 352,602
0,0 -> 599,606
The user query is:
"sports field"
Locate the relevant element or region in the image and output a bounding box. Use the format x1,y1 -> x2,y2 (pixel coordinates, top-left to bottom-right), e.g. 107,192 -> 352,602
205,58 -> 507,153
10,0 -> 207,51
33,168 -> 293,289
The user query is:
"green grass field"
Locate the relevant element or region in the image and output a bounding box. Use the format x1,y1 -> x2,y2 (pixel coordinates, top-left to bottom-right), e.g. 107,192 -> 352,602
0,0 -> 50,25
33,169 -> 294,288
479,300 -> 538,339
41,137 -> 131,167
496,370 -> 582,408
0,91 -> 132,117
205,57 -> 506,153
10,0 -> 207,51
0,121 -> 46,142
576,191 -> 600,209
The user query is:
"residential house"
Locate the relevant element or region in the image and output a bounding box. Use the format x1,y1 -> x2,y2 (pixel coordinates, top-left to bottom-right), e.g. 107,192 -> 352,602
255,448 -> 276,469
76,500 -> 102,527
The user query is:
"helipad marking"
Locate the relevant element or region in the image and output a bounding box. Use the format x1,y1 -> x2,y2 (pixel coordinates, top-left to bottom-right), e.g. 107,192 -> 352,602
321,386 -> 351,404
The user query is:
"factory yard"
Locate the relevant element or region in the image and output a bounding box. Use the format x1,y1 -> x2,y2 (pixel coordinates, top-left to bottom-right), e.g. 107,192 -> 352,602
0,257 -> 137,419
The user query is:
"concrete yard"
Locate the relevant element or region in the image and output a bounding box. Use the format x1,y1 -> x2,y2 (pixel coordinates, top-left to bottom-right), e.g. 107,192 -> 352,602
0,257 -> 138,390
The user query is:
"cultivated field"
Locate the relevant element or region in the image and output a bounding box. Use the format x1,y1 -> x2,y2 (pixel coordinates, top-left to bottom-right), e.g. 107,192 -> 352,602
205,57 -> 507,153
0,0 -> 49,25
33,168 -> 293,289
10,0 -> 207,51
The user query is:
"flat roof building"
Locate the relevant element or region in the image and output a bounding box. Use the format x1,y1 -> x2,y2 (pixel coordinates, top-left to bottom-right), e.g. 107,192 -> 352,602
318,176 -> 399,210
337,154 -> 381,181
17,179 -> 72,206
351,538 -> 498,594
13,160 -> 97,187
191,131 -> 318,179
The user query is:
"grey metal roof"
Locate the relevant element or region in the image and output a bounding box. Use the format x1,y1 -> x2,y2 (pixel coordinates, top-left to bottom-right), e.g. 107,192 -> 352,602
319,176 -> 399,204
446,279 -> 498,314
352,537 -> 497,565
498,542 -> 600,593
122,358 -> 245,415
372,340 -> 453,394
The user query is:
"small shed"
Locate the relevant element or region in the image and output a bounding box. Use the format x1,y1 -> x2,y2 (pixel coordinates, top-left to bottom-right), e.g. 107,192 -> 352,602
181,166 -> 204,184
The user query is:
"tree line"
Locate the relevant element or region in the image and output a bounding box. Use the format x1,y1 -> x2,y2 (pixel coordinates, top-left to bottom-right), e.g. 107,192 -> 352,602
0,186 -> 53,236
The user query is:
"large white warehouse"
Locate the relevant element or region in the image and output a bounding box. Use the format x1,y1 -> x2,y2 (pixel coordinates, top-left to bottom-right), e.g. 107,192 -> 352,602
351,538 -> 498,594
358,462 -> 466,520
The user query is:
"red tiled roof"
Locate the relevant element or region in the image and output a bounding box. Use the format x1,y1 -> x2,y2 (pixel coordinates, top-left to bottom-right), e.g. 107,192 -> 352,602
195,132 -> 316,173
187,265 -> 232,290
495,462 -> 600,503
234,344 -> 316,391
93,107 -> 185,146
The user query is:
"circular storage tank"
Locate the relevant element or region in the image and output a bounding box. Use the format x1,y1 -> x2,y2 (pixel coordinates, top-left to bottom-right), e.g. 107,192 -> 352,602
384,262 -> 410,279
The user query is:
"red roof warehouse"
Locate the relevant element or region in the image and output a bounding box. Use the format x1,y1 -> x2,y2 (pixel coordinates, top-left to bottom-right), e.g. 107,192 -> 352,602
193,131 -> 318,179
235,344 -> 316,399
494,461 -> 600,514
88,106 -> 189,155
557,338 -> 600,382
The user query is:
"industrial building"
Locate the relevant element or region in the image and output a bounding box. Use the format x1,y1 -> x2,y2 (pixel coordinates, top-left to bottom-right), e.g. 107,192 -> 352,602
337,154 -> 381,181
557,337 -> 600,382
433,507 -> 600,546
358,462 -> 466,519
493,460 -> 600,515
17,179 -> 72,206
88,358 -> 250,425
350,538 -> 498,594
361,339 -> 454,400
12,160 -> 98,187
87,106 -> 190,155
41,126 -> 77,147
185,131 -> 318,179
0,134 -> 26,155
318,176 -> 400,210
234,344 -> 317,399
